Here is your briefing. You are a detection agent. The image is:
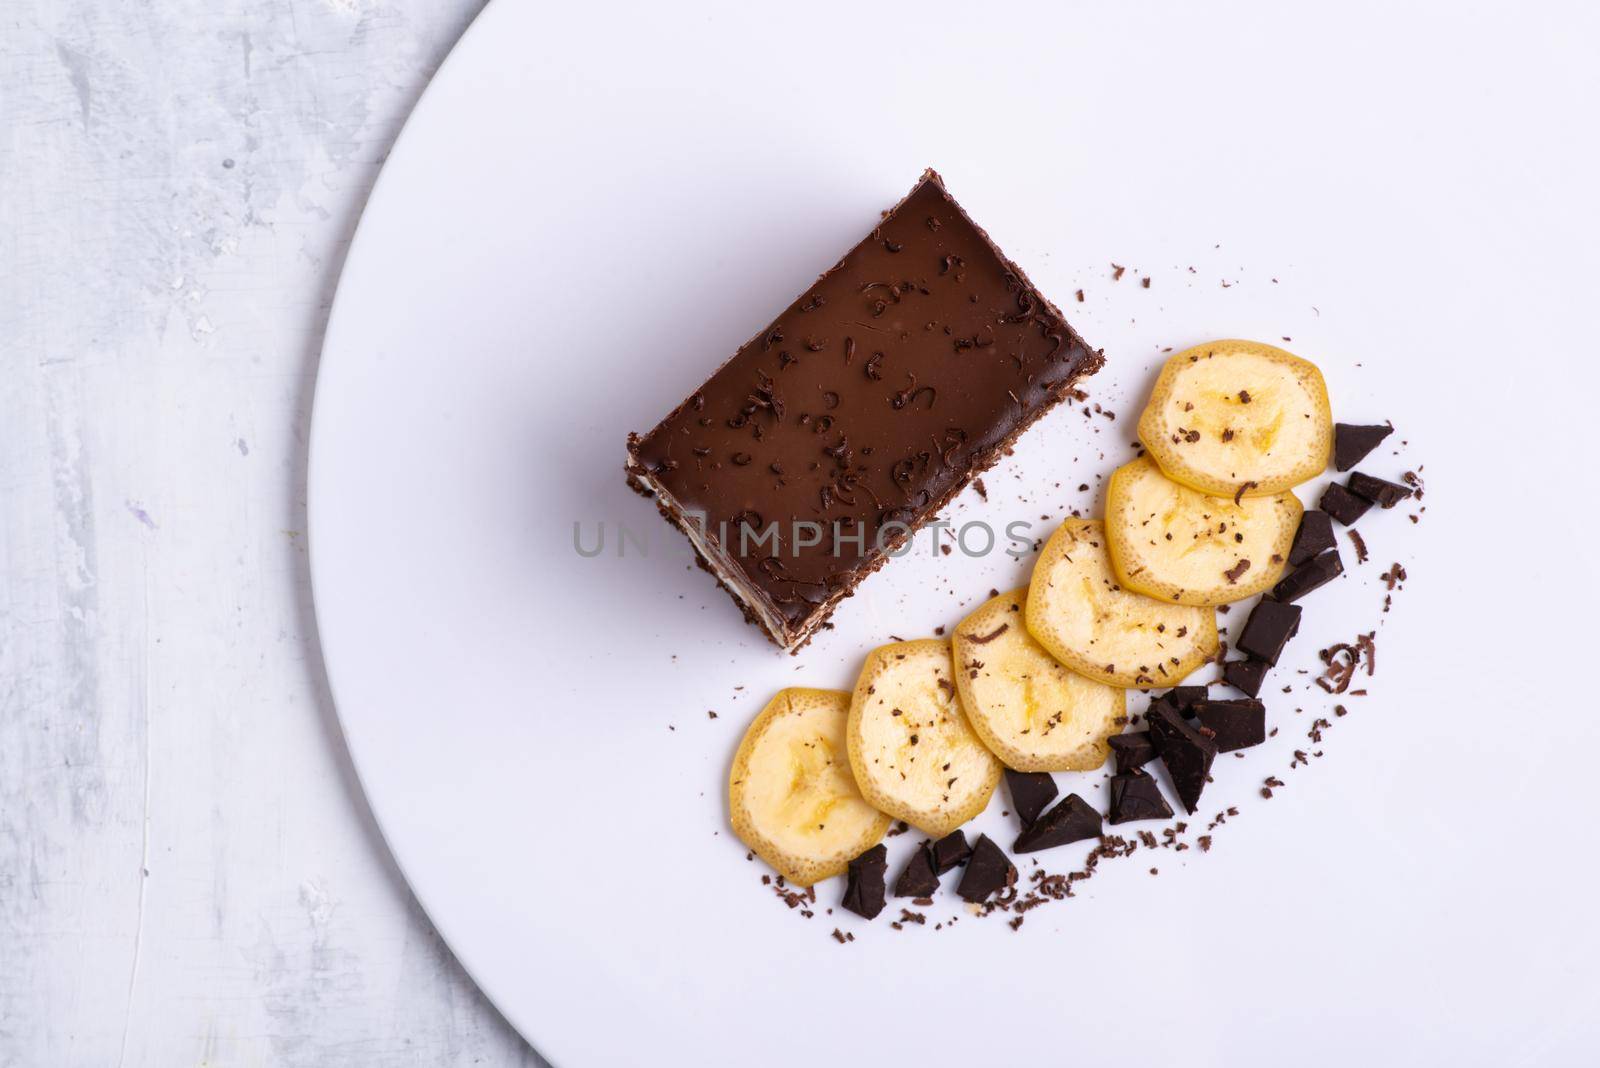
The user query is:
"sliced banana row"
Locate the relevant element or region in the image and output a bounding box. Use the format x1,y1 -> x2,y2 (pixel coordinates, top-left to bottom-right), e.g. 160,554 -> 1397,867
729,339 -> 1339,888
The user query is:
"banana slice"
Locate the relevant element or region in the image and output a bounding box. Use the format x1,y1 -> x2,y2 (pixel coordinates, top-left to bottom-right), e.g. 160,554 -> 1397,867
953,590 -> 1125,772
729,688 -> 891,887
1106,455 -> 1302,606
847,639 -> 1002,838
1138,340 -> 1332,498
1026,519 -> 1218,689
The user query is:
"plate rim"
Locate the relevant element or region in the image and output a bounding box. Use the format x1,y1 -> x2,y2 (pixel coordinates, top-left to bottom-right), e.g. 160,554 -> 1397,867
305,0 -> 552,1060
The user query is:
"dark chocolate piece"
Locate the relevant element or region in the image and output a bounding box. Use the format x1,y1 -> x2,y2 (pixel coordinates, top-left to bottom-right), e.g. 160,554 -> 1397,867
1013,793 -> 1103,854
1147,700 -> 1217,814
1288,510 -> 1336,566
1319,483 -> 1372,527
955,834 -> 1017,902
1168,685 -> 1209,715
1144,692 -> 1181,723
1221,657 -> 1269,697
929,830 -> 971,874
892,844 -> 940,898
1108,732 -> 1157,774
1236,599 -> 1302,665
1108,768 -> 1174,824
625,170 -> 1103,651
1271,549 -> 1345,603
1347,471 -> 1414,509
841,844 -> 887,919
1193,698 -> 1266,752
1334,423 -> 1393,471
1004,768 -> 1058,828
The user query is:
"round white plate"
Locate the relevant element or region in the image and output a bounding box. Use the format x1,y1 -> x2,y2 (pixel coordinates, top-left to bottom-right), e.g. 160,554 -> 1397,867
310,2 -> 1599,1064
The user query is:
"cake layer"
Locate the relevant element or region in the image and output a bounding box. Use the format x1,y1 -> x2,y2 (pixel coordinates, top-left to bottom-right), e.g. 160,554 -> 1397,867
626,169 -> 1102,649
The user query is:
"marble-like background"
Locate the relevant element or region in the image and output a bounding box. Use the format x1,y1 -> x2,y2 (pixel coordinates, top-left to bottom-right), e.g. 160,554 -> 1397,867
0,1 -> 549,1063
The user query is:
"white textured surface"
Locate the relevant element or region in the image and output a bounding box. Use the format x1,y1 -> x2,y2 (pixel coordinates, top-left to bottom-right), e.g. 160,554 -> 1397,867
0,1 -> 546,1064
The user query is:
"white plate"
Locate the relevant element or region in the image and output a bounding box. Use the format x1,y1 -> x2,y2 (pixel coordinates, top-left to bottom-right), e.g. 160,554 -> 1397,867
310,2 -> 1600,1064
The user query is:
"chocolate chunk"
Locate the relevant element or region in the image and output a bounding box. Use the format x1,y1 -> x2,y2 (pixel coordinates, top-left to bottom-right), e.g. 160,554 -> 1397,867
1288,510 -> 1336,566
1347,471 -> 1415,509
1168,685 -> 1209,715
841,844 -> 887,919
1108,768 -> 1174,824
892,844 -> 940,898
1108,732 -> 1157,773
1271,549 -> 1344,603
929,830 -> 971,874
1146,700 -> 1217,814
1334,423 -> 1393,471
1193,698 -> 1266,752
1221,657 -> 1269,697
1319,483 -> 1372,527
955,834 -> 1017,902
1236,599 -> 1302,665
1013,793 -> 1103,853
1004,768 -> 1059,828
1144,692 -> 1181,724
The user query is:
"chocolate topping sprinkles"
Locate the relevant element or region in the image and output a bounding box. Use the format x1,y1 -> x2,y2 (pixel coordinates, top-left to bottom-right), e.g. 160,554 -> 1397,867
624,170 -> 1103,652
965,623 -> 1010,645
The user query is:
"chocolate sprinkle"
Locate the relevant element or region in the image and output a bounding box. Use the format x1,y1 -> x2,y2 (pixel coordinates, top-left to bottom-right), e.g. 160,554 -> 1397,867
1348,528 -> 1369,564
965,622 -> 1010,645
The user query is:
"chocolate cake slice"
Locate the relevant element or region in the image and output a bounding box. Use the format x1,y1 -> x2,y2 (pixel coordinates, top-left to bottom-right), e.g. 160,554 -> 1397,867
626,169 -> 1102,651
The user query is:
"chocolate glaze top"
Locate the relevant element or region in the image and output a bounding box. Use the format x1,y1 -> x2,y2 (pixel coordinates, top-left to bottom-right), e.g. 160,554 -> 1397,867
629,171 -> 1097,628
